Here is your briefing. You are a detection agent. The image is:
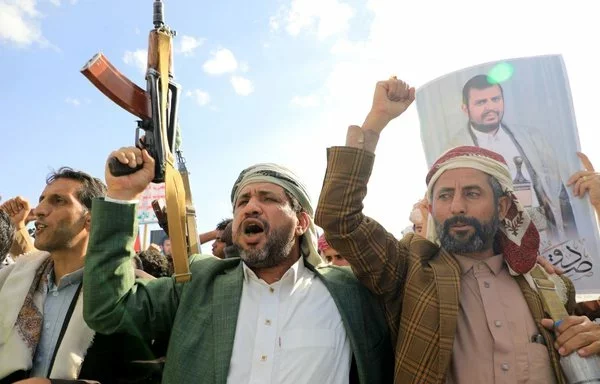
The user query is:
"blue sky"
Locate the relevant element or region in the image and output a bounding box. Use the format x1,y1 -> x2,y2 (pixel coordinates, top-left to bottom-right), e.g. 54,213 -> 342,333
1,0 -> 599,249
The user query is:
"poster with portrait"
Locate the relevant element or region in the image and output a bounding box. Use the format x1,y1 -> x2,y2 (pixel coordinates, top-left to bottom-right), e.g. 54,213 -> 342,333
416,54 -> 600,295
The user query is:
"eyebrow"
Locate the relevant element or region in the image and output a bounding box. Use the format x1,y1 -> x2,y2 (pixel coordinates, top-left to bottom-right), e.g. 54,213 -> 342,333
238,190 -> 281,200
38,193 -> 70,203
436,185 -> 483,194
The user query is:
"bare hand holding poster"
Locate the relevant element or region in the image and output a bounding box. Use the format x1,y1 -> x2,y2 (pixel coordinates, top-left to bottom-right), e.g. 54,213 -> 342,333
416,54 -> 600,295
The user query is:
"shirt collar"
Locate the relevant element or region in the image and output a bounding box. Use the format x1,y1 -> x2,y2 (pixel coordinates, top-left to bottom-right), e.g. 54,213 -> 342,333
242,256 -> 305,286
48,267 -> 84,290
453,253 -> 505,276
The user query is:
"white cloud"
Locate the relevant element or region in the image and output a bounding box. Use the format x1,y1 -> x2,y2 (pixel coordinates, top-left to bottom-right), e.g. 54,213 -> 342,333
0,0 -> 44,46
178,35 -> 204,56
65,97 -> 80,106
49,0 -> 60,6
230,76 -> 254,96
69,0 -> 77,4
123,49 -> 147,74
272,0 -> 355,40
185,89 -> 211,106
203,48 -> 238,75
290,94 -> 320,108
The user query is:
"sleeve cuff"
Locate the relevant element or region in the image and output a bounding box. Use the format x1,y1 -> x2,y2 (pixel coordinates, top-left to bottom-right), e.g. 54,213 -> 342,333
105,196 -> 139,205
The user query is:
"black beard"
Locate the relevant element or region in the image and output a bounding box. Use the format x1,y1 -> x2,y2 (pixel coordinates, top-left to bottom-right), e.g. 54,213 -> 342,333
471,121 -> 500,133
435,213 -> 499,255
238,221 -> 295,269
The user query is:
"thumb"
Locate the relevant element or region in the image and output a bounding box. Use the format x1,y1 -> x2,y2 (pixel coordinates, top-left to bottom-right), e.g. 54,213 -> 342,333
141,149 -> 155,171
540,318 -> 555,330
577,152 -> 595,172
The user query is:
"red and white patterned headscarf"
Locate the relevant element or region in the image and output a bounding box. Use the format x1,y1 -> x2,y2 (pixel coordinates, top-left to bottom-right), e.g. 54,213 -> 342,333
425,146 -> 539,275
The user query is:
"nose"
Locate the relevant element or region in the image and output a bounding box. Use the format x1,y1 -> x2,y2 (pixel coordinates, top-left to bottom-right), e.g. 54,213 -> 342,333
449,194 -> 466,215
32,201 -> 49,218
241,196 -> 263,217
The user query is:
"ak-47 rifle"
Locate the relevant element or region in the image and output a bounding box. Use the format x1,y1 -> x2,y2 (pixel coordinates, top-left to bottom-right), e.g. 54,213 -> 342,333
80,0 -> 198,282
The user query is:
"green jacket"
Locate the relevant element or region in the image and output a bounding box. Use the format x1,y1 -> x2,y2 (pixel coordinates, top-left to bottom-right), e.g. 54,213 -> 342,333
83,199 -> 393,383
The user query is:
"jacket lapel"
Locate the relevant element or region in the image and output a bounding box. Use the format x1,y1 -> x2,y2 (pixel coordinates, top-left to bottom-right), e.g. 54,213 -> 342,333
428,249 -> 461,380
212,263 -> 244,384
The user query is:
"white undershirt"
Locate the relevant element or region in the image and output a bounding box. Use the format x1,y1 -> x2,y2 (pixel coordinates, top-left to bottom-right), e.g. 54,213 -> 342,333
226,257 -> 352,384
471,126 -> 540,207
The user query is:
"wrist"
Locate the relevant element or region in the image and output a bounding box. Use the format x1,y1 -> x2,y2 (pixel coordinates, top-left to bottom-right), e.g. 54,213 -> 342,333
106,189 -> 142,201
362,111 -> 392,133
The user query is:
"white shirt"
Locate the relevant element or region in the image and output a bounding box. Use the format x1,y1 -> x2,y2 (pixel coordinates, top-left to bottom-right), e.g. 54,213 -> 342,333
471,125 -> 540,207
226,257 -> 352,384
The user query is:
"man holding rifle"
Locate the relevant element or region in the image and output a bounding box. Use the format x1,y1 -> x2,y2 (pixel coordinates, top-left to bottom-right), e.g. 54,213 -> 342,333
82,147 -> 392,383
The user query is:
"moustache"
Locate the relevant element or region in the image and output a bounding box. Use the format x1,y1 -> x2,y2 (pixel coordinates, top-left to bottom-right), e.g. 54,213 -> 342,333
443,215 -> 484,233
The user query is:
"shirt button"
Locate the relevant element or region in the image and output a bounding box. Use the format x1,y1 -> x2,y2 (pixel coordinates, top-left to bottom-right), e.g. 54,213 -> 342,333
45,323 -> 50,329
501,363 -> 510,371
269,287 -> 275,293
494,320 -> 502,327
260,355 -> 268,362
52,291 -> 59,297
265,319 -> 272,326
484,281 -> 490,288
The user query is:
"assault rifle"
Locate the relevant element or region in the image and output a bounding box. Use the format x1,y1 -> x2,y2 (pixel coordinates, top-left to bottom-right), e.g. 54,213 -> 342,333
80,0 -> 198,282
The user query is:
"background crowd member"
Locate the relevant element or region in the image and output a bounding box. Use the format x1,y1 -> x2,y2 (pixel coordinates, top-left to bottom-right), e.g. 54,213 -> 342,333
83,149 -> 392,383
0,196 -> 35,258
317,234 -> 349,267
0,168 -> 159,383
0,210 -> 14,264
138,247 -> 172,278
199,218 -> 233,258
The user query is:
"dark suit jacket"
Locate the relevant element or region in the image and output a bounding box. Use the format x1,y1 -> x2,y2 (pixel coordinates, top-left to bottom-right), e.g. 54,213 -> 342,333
315,146 -> 577,384
83,199 -> 393,384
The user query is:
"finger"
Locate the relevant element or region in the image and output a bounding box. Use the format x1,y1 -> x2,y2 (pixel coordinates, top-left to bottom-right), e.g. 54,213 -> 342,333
567,171 -> 594,186
110,150 -> 131,166
555,317 -> 590,345
558,330 -> 599,356
578,340 -> 600,357
408,87 -> 416,103
541,318 -> 555,330
573,176 -> 589,196
7,200 -> 20,216
577,179 -> 594,198
577,152 -> 595,172
141,149 -> 156,171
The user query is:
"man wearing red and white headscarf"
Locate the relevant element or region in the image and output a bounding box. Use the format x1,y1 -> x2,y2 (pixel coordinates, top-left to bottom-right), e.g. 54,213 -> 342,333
316,77 -> 600,384
318,234 -> 350,267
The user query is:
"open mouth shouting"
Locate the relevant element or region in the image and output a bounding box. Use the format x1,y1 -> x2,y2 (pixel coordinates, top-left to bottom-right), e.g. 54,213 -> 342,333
240,218 -> 268,246
35,221 -> 48,236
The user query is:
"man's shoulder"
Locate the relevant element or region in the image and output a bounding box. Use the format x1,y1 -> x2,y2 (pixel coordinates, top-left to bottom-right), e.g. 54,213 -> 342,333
317,264 -> 357,283
188,254 -> 242,274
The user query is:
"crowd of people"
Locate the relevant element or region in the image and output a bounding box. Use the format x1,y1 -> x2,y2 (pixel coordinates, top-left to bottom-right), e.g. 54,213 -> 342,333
1,77 -> 600,383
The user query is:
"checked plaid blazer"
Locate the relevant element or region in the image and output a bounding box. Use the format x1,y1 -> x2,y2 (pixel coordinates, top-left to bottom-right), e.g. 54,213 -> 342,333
315,146 -> 576,384
83,199 -> 393,384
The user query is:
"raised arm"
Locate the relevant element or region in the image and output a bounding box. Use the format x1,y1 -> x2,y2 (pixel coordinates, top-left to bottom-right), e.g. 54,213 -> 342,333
83,147 -> 180,340
315,78 -> 418,297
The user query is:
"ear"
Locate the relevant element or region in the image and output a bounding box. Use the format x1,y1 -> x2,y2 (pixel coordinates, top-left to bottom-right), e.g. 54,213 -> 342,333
295,211 -> 310,236
83,211 -> 92,231
428,202 -> 433,214
461,103 -> 468,115
497,195 -> 511,220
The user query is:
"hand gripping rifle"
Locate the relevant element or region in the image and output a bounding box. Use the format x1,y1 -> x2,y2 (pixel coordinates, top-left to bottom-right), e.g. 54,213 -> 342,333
80,0 -> 198,282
